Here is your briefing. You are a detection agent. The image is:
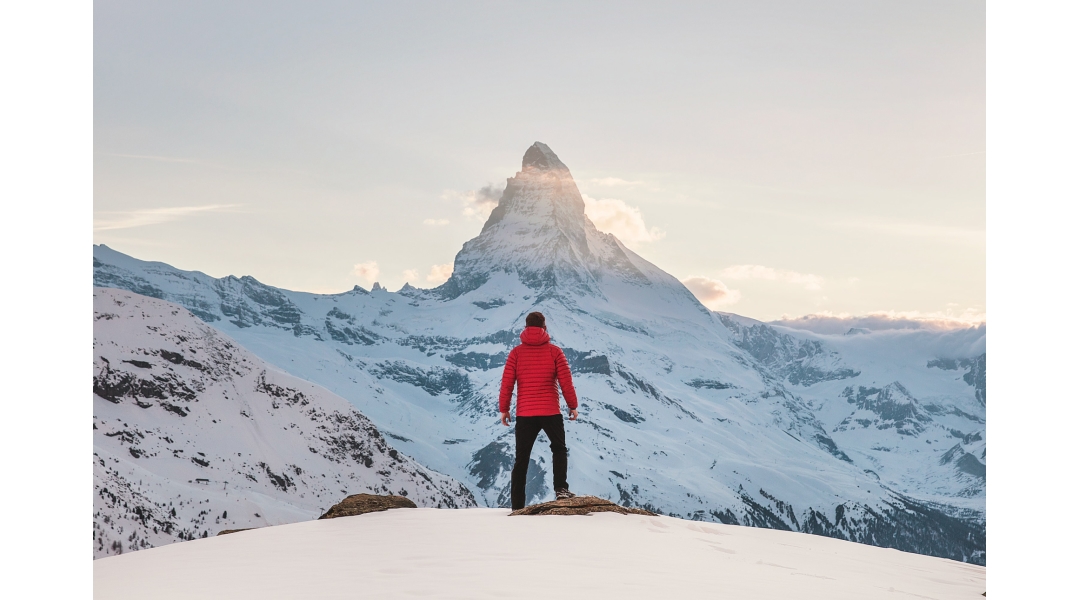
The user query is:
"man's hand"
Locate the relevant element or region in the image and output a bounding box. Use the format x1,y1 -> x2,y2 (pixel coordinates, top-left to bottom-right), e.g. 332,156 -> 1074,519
569,408 -> 578,421
500,412 -> 511,426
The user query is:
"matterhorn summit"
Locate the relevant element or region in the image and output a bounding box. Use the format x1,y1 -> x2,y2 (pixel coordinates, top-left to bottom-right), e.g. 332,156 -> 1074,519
440,143 -> 699,317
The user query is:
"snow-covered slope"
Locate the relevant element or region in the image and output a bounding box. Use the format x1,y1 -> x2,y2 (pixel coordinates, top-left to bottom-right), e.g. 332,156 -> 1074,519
93,288 -> 475,558
92,142 -> 985,563
93,509 -> 986,600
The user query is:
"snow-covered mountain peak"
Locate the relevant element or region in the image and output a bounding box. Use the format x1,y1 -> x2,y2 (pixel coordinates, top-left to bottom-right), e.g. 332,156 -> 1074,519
442,143 -> 698,317
478,141 -> 588,240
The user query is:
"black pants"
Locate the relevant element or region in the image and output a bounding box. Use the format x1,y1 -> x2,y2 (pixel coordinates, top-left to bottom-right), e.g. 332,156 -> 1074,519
511,414 -> 568,510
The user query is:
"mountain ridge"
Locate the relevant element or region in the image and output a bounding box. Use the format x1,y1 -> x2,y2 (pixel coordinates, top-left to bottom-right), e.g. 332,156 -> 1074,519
92,142 -> 985,563
93,288 -> 475,558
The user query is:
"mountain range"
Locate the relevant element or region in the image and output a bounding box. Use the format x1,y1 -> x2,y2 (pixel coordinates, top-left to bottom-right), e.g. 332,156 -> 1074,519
93,142 -> 986,563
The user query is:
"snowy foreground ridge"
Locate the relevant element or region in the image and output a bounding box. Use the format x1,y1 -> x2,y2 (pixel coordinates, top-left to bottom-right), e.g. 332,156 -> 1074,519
93,142 -> 985,563
94,509 -> 986,600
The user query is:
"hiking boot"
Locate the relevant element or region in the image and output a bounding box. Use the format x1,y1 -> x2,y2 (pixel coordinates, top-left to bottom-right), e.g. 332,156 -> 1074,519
555,488 -> 576,500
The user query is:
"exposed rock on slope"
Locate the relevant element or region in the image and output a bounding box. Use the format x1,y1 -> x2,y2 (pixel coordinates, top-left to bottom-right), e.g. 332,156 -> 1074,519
216,528 -> 253,536
928,354 -> 986,406
509,496 -> 656,516
93,288 -> 475,558
319,494 -> 416,519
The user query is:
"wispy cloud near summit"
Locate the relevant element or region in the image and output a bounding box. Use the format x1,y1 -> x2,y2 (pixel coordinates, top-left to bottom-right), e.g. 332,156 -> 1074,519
426,263 -> 453,284
446,184 -> 504,222
583,195 -> 665,245
681,276 -> 741,309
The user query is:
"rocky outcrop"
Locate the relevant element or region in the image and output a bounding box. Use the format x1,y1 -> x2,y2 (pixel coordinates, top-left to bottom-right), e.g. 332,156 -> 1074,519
319,494 -> 417,519
217,528 -> 254,536
509,496 -> 656,517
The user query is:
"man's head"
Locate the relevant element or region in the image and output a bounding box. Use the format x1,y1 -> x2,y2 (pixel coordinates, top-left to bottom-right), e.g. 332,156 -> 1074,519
525,311 -> 546,329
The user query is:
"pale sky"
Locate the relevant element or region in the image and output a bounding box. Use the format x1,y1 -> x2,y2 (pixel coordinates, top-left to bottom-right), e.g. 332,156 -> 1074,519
93,1 -> 985,324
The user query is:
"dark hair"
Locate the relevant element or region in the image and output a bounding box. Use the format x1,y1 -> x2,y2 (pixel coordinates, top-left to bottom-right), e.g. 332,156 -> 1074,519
525,311 -> 546,329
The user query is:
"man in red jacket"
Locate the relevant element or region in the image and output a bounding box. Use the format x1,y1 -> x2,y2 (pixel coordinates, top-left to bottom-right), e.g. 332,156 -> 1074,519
499,311 -> 579,510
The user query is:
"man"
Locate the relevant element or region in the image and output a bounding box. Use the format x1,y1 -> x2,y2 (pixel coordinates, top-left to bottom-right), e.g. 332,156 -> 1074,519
499,311 -> 579,510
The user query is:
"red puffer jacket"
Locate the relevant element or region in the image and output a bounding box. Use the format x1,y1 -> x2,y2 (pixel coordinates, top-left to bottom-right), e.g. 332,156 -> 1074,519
499,327 -> 579,416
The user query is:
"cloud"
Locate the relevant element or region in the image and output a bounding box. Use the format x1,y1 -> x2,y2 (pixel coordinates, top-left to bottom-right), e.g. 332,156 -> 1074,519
770,309 -> 986,335
423,218 -> 449,226
582,195 -> 665,245
719,265 -> 824,291
426,263 -> 454,284
353,261 -> 380,282
589,177 -> 643,186
681,276 -> 742,310
445,184 -> 504,221
93,204 -> 240,231
832,217 -> 984,247
402,269 -> 419,281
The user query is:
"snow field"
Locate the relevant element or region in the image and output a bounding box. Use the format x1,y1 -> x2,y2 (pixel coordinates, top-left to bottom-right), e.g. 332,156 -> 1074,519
94,508 -> 985,599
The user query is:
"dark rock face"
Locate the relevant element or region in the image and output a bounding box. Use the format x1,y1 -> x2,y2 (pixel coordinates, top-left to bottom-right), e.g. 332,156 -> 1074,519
468,441 -> 514,490
838,383 -> 932,436
319,494 -> 417,519
562,348 -> 612,375
928,354 -> 986,406
600,402 -> 643,424
965,354 -> 986,405
369,361 -> 472,397
940,443 -> 986,480
521,141 -> 569,172
444,351 -> 508,371
685,378 -> 734,390
509,495 -> 656,516
472,299 -> 506,310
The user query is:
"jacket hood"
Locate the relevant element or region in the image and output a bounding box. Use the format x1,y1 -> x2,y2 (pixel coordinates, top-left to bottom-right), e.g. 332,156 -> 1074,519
520,326 -> 550,346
